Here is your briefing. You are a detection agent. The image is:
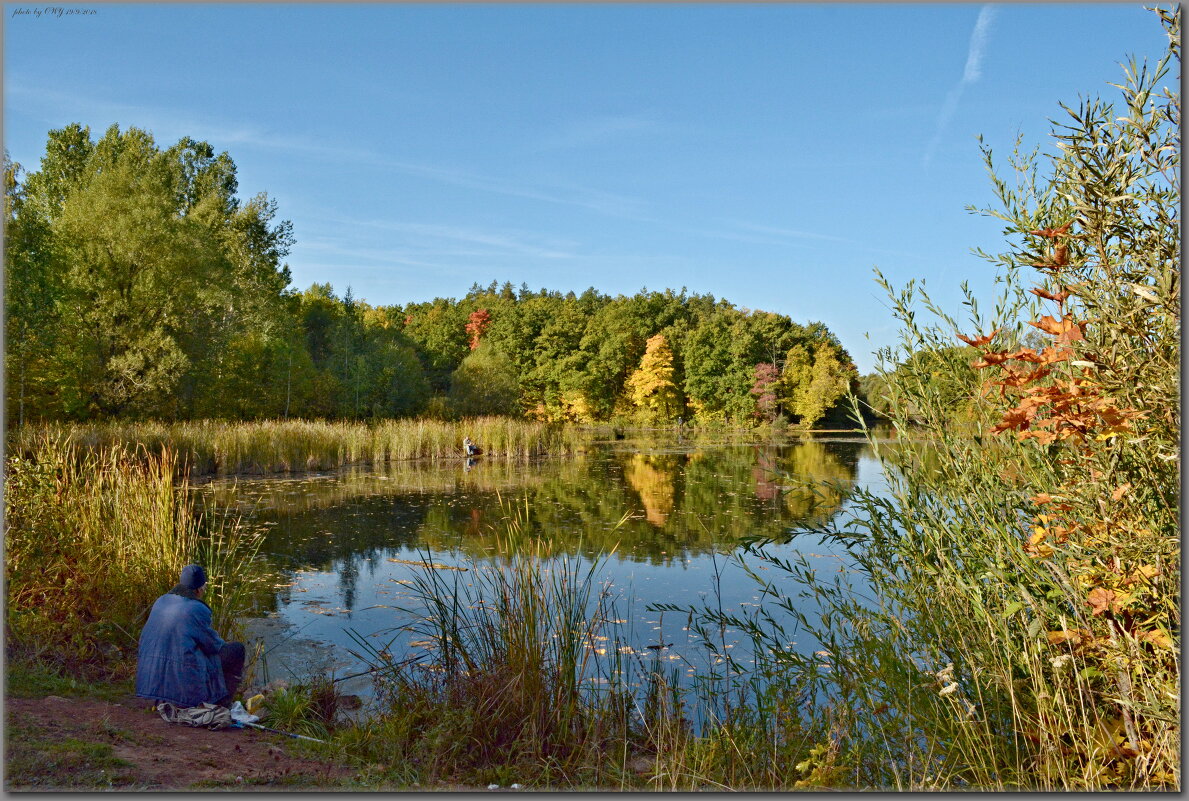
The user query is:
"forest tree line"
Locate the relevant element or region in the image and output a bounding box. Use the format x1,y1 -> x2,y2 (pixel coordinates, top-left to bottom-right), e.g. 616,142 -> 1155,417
6,123 -> 864,428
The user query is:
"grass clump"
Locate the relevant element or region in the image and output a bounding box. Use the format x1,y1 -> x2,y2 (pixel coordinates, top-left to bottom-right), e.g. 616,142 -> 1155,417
286,501 -> 653,789
345,506 -> 638,787
5,716 -> 141,790
6,658 -> 133,702
308,501 -> 824,791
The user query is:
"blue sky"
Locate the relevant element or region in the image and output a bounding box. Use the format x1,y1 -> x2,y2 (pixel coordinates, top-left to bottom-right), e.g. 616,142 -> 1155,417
4,3 -> 1169,373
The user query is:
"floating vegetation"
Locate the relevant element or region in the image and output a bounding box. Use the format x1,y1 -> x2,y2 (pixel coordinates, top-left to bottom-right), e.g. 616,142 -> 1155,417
386,558 -> 467,571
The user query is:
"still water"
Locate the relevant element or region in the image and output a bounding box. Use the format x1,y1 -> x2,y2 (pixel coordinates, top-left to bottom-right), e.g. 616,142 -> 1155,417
201,433 -> 888,696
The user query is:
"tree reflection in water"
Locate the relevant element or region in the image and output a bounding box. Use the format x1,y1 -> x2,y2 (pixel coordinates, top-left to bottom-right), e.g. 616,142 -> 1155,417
204,436 -> 872,630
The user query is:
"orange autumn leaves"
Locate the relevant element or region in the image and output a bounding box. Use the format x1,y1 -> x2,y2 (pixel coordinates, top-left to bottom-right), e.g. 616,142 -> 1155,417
958,219 -> 1174,671
957,222 -> 1143,447
465,309 -> 492,350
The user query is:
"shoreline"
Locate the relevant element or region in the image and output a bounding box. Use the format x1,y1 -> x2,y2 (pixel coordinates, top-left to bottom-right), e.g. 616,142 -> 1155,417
242,614 -> 377,703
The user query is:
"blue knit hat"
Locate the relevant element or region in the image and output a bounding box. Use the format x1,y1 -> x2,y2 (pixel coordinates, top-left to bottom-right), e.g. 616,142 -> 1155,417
179,564 -> 208,590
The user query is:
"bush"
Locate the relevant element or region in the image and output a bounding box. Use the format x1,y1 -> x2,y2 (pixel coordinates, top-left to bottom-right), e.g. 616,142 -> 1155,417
679,7 -> 1180,790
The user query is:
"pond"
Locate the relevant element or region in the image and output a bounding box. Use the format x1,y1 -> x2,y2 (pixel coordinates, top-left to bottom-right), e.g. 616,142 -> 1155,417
200,432 -> 890,700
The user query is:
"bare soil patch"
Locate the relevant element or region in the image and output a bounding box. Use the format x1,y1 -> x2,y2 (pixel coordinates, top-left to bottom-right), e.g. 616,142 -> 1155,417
6,693 -> 357,791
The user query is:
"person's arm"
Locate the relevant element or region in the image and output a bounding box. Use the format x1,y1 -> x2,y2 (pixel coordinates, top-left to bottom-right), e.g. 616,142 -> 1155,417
188,602 -> 226,655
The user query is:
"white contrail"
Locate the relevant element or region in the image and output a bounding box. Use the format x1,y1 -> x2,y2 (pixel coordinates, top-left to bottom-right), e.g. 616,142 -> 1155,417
963,6 -> 996,82
924,5 -> 997,167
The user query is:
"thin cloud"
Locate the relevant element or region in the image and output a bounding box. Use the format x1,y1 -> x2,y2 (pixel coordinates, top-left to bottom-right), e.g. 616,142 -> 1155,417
4,80 -> 268,155
296,241 -> 443,270
923,5 -> 997,168
306,217 -> 579,269
329,218 -> 577,261
368,159 -> 649,219
731,222 -> 852,244
962,6 -> 996,83
690,220 -> 921,261
539,114 -> 659,150
6,80 -> 650,219
679,220 -> 855,251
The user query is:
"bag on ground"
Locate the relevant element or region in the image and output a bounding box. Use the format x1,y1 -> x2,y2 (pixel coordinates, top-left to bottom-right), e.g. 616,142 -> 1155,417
156,701 -> 232,730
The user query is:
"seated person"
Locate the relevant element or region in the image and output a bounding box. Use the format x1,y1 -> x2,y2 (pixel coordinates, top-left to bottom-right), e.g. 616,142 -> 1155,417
135,564 -> 245,709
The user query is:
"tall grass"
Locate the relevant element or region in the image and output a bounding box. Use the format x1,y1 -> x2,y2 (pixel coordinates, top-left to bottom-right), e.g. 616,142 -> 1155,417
4,430 -> 269,673
9,417 -> 588,476
330,500 -> 641,787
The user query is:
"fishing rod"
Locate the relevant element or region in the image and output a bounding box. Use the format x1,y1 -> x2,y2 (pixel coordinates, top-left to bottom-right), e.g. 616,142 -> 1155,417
332,651 -> 425,684
242,654 -> 424,744
243,721 -> 327,744
260,616 -> 318,658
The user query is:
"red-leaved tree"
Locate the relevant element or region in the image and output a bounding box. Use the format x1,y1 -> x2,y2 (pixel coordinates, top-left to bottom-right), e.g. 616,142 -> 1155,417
751,362 -> 780,423
465,309 -> 492,350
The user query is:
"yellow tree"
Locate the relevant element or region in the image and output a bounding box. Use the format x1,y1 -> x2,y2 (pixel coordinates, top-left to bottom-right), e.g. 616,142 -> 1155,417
780,342 -> 853,429
623,333 -> 683,423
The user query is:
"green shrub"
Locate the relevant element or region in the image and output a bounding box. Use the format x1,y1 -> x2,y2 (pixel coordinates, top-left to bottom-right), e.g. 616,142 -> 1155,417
675,8 -> 1180,790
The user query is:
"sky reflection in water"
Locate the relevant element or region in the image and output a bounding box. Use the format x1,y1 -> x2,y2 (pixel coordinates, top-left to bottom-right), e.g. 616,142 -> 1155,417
203,434 -> 888,696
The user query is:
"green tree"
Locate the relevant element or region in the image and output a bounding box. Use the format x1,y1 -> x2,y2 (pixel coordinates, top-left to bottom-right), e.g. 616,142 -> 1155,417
859,344 -> 975,425
573,299 -> 648,419
402,298 -> 468,392
524,296 -> 590,420
779,328 -> 859,428
51,126 -> 227,417
9,123 -> 293,421
355,304 -> 430,418
683,310 -> 741,421
448,341 -> 520,417
4,155 -> 61,426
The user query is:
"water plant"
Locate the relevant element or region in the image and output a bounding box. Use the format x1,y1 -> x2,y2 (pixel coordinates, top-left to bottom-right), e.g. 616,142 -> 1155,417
307,495 -> 830,790
9,417 -> 587,476
331,500 -> 644,787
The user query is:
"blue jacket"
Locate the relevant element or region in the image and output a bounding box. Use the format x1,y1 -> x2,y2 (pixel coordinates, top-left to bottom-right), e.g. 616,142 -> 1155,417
135,591 -> 227,707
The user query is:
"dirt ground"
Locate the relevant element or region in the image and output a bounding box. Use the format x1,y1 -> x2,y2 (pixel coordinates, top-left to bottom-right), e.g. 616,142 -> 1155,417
5,693 -> 358,791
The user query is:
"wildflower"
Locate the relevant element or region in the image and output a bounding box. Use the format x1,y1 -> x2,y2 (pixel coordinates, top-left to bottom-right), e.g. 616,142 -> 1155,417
935,662 -> 955,683
939,681 -> 960,697
1050,654 -> 1073,671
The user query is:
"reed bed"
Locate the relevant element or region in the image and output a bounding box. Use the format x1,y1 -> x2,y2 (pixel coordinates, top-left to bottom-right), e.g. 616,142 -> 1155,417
9,417 -> 589,476
4,430 -> 269,673
329,500 -> 637,787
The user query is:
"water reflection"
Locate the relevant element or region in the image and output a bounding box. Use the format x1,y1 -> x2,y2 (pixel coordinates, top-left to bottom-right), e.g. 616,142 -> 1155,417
623,453 -> 676,526
205,436 -> 881,690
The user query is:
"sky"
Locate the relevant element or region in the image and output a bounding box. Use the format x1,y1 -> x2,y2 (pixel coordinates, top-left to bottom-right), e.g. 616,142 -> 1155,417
3,3 -> 1171,373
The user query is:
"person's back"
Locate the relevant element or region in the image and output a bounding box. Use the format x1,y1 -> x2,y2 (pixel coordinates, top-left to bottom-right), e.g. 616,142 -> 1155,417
135,564 -> 244,709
